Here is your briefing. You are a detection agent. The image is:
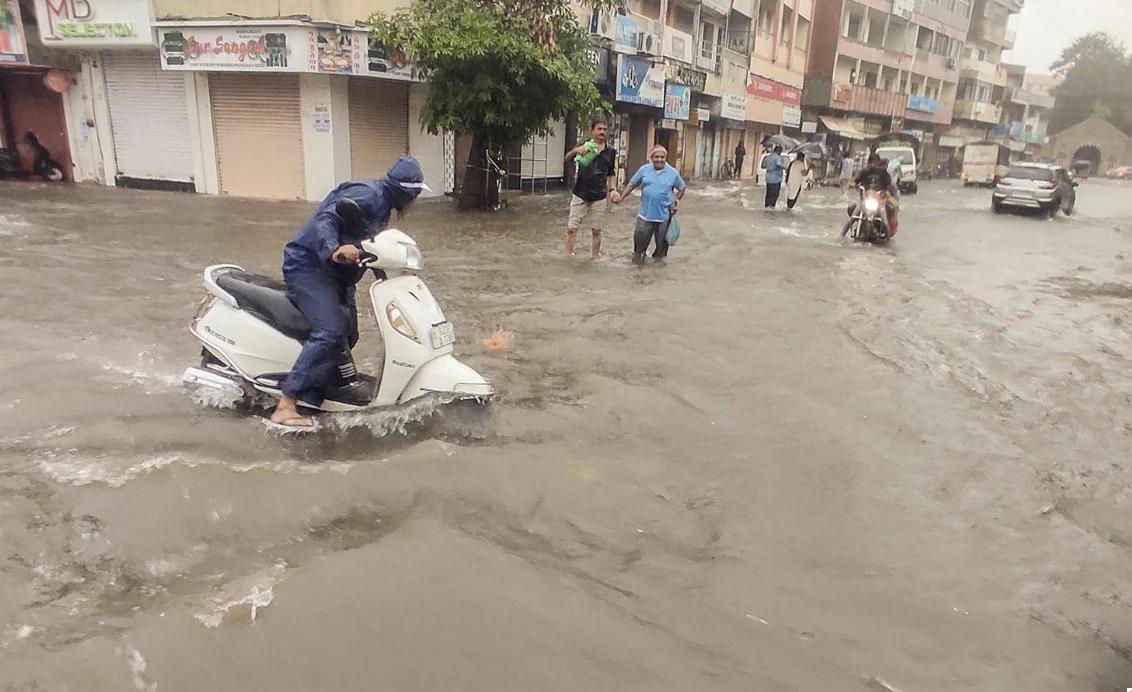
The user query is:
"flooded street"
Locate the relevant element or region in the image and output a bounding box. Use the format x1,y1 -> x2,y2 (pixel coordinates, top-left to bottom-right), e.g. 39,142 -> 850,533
1,177 -> 1131,690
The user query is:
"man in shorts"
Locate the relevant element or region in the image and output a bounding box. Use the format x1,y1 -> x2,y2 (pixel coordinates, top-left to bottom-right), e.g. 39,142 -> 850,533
564,118 -> 619,259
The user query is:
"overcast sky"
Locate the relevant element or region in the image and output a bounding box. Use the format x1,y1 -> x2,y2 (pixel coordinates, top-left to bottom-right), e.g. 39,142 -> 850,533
1004,0 -> 1132,74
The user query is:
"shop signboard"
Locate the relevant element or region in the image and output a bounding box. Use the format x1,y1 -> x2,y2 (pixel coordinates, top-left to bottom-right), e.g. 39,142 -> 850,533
664,82 -> 691,120
613,14 -> 639,54
907,94 -> 939,113
668,64 -> 707,92
159,25 -> 306,71
721,93 -> 746,121
697,107 -> 711,123
801,121 -> 818,134
616,54 -> 664,108
365,35 -> 418,81
782,105 -> 802,128
747,74 -> 801,106
1,0 -> 28,63
309,27 -> 365,74
158,24 -> 377,76
586,44 -> 611,84
34,0 -> 154,47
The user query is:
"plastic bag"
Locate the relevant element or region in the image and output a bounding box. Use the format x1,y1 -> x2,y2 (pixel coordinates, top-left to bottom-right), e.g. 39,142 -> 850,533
665,216 -> 681,246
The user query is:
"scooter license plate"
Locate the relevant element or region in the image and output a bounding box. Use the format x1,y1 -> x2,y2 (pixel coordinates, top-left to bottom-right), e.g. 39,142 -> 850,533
430,322 -> 455,348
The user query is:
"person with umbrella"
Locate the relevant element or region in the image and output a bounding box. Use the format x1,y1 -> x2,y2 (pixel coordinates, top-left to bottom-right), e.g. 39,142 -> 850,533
764,145 -> 785,208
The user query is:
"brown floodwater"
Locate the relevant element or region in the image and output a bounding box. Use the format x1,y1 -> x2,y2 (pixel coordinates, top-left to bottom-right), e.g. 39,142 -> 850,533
1,177 -> 1130,690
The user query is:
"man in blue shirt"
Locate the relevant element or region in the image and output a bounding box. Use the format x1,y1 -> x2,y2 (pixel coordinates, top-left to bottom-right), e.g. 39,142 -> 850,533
764,145 -> 785,208
615,145 -> 687,261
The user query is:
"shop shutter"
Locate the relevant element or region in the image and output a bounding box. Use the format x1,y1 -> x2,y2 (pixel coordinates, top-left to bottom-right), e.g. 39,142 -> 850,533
209,73 -> 304,200
103,52 -> 194,184
348,78 -> 409,178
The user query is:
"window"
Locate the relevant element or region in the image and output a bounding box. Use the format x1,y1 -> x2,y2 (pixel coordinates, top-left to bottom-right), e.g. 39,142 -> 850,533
674,5 -> 695,33
1004,166 -> 1053,181
845,6 -> 864,41
781,6 -> 794,46
795,17 -> 810,52
758,2 -> 775,37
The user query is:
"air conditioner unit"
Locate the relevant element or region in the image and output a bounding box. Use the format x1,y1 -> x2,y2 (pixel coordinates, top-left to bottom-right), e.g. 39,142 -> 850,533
636,19 -> 663,57
637,31 -> 658,55
946,58 -> 957,69
590,8 -> 617,41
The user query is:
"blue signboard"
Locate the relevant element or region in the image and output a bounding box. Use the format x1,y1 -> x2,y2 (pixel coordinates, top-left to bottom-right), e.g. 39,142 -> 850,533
614,15 -> 639,54
907,94 -> 939,114
664,82 -> 691,120
616,55 -> 664,108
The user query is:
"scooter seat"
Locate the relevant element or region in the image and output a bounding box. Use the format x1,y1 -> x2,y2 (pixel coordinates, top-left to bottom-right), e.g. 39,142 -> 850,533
215,271 -> 311,342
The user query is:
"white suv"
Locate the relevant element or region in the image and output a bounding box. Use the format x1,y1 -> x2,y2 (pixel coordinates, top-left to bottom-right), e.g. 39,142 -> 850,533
992,163 -> 1077,217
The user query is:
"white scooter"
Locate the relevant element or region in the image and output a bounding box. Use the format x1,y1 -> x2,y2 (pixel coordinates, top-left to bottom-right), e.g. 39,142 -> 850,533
182,221 -> 492,413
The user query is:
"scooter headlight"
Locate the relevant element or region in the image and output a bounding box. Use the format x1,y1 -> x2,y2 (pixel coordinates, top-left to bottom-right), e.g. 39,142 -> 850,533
385,303 -> 421,343
864,198 -> 881,212
402,243 -> 423,271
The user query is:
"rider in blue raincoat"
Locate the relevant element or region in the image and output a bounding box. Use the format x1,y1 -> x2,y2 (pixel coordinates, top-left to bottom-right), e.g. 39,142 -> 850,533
271,156 -> 429,428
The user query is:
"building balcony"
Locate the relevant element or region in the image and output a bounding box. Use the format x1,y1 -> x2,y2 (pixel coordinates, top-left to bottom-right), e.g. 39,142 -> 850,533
664,26 -> 696,65
977,22 -> 1011,48
838,38 -> 913,71
1006,86 -> 1055,110
697,39 -> 723,74
731,0 -> 755,18
953,99 -> 1002,124
829,83 -> 906,118
904,94 -> 955,124
1004,28 -> 1016,50
960,56 -> 1008,86
916,52 -> 960,81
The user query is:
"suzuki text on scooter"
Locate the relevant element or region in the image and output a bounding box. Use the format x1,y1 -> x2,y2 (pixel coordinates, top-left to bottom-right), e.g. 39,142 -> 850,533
182,229 -> 493,412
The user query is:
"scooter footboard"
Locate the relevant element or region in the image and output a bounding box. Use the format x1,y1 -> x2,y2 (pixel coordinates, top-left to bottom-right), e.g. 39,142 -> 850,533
400,354 -> 493,404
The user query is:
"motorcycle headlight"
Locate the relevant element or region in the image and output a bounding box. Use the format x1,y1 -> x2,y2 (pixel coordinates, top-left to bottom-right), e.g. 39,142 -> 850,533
864,198 -> 881,212
385,303 -> 420,343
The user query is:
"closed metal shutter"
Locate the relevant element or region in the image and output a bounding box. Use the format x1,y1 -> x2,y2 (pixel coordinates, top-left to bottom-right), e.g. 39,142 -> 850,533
209,73 -> 304,200
103,51 -> 194,184
348,78 -> 409,178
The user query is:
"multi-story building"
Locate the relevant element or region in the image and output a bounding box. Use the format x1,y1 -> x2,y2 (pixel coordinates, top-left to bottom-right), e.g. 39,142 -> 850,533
802,0 -> 971,171
950,0 -> 1022,149
593,0 -> 755,180
1000,63 -> 1055,160
741,0 -> 812,179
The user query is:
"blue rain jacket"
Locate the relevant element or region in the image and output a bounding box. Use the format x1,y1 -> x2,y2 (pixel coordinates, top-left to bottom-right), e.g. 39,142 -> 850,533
283,156 -> 426,285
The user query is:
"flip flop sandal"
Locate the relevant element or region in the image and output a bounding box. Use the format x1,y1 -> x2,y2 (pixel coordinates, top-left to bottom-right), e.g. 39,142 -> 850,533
261,416 -> 321,434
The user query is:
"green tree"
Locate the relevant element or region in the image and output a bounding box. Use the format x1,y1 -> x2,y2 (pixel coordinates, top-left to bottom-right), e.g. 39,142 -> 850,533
371,0 -> 618,210
1048,32 -> 1132,135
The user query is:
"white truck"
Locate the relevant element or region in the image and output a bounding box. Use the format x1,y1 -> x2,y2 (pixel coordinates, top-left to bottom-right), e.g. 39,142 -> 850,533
961,142 -> 1009,187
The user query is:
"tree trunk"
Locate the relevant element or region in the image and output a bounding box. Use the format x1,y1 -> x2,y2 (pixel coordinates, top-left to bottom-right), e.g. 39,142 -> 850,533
457,137 -> 503,211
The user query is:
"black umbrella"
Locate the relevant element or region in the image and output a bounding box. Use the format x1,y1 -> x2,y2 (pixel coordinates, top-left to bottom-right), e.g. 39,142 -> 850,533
762,134 -> 800,150
789,141 -> 826,160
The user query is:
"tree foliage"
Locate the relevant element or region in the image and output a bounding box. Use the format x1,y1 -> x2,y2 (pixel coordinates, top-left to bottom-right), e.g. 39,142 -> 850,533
370,0 -> 617,156
1048,32 -> 1132,135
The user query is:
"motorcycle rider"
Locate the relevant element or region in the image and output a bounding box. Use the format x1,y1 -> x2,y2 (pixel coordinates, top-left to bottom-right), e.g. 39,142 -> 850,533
841,153 -> 900,237
270,156 -> 430,429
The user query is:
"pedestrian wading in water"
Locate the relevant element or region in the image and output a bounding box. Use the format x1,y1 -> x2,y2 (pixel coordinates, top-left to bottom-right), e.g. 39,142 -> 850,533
615,145 -> 687,262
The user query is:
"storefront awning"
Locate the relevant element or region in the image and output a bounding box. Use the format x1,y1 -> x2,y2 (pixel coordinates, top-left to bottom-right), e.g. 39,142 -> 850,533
819,115 -> 868,140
